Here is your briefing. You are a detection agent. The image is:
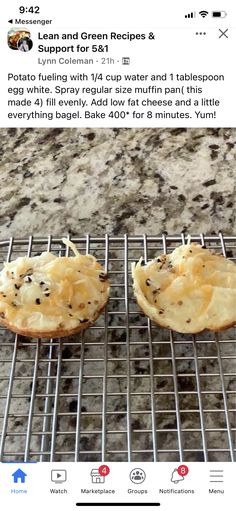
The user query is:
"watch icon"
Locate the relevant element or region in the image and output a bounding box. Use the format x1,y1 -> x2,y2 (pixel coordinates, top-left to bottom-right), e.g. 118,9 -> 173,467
51,470 -> 67,483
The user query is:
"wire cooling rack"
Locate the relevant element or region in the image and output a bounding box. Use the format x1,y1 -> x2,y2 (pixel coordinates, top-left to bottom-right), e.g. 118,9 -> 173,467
0,234 -> 235,463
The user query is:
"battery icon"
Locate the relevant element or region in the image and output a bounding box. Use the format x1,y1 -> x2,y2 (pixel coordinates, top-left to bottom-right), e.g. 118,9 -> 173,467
212,11 -> 227,18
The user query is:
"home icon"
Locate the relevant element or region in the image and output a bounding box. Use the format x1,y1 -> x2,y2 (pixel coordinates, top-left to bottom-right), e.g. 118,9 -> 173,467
12,468 -> 27,484
90,468 -> 105,484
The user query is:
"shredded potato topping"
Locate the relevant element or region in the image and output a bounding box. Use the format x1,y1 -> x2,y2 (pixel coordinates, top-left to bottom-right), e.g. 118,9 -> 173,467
132,243 -> 236,334
0,239 -> 109,335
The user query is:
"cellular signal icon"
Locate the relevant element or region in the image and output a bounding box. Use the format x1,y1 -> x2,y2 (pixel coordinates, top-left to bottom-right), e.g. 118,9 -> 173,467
185,12 -> 196,18
199,10 -> 209,18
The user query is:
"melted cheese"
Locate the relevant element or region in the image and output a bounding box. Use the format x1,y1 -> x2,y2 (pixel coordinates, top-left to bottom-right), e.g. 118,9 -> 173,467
132,243 -> 236,333
0,240 -> 109,334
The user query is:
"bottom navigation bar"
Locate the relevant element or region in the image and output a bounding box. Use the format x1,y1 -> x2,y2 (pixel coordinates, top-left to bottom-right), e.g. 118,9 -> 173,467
0,462 -> 234,511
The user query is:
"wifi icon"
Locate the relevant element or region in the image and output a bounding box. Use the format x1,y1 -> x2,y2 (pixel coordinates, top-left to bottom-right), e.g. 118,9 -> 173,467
199,10 -> 209,18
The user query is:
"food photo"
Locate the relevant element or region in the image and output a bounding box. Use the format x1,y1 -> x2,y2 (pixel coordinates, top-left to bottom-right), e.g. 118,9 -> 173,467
0,127 -> 235,462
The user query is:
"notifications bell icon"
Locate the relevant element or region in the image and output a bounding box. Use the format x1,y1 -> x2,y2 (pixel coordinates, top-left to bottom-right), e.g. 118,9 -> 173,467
171,468 -> 184,484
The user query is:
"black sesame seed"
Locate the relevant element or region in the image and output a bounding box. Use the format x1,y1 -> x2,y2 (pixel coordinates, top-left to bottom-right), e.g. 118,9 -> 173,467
80,319 -> 88,323
35,298 -> 41,305
99,272 -> 108,282
14,284 -> 21,290
15,294 -> 18,297
146,279 -> 151,286
88,301 -> 91,304
140,260 -> 145,266
45,293 -> 50,297
40,281 -> 45,286
25,276 -> 32,283
69,313 -> 73,317
2,294 -> 6,298
159,310 -> 164,314
186,319 -> 191,323
68,304 -> 72,309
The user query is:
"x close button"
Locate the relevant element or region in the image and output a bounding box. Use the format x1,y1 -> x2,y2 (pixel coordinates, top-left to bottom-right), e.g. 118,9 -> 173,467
219,29 -> 229,38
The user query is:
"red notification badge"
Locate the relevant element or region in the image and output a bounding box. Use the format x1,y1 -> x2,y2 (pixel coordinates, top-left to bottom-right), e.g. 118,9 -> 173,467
98,464 -> 110,477
177,465 -> 189,477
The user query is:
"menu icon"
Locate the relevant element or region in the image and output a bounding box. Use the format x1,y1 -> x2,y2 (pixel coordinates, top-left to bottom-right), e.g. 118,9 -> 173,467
209,469 -> 224,483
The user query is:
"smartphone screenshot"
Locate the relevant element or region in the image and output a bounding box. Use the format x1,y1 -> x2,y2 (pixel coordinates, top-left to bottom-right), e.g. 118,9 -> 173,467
0,1 -> 235,510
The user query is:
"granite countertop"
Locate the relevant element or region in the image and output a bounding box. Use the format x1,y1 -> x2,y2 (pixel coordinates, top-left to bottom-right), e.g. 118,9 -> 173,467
0,127 -> 235,463
0,127 -> 235,238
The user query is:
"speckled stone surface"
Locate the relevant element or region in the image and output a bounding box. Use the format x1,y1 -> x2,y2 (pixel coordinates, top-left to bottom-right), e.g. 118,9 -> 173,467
0,128 -> 235,463
0,127 -> 235,238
